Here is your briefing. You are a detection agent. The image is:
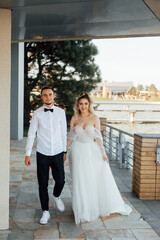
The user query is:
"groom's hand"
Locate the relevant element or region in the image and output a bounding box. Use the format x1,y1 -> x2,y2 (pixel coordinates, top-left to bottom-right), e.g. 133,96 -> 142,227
63,153 -> 66,162
25,156 -> 31,166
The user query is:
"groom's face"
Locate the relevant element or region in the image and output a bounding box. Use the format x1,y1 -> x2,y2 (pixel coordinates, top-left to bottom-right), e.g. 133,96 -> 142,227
41,89 -> 55,106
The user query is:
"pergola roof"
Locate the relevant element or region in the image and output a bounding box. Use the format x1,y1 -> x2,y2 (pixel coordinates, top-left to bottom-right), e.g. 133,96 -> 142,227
0,0 -> 160,42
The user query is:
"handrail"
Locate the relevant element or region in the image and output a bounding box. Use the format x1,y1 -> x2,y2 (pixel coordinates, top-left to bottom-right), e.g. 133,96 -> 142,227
94,101 -> 160,105
101,122 -> 134,168
102,123 -> 134,138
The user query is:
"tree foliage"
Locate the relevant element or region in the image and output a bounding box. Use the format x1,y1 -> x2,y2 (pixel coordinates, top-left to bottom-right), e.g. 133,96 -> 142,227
148,84 -> 158,97
137,84 -> 144,91
148,84 -> 157,92
145,85 -> 149,91
128,86 -> 137,95
24,40 -> 101,127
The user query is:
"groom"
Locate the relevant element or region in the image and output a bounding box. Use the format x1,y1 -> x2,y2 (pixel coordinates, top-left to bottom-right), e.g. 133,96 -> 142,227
25,86 -> 67,224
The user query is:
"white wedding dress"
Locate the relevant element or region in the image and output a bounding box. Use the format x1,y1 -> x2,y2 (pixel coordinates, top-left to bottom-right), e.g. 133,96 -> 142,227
68,125 -> 132,224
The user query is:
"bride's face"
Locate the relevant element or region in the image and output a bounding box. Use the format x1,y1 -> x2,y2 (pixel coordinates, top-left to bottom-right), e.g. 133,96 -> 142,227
78,98 -> 90,113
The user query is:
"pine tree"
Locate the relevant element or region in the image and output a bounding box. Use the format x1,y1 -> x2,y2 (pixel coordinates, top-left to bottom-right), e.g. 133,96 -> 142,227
24,40 -> 101,127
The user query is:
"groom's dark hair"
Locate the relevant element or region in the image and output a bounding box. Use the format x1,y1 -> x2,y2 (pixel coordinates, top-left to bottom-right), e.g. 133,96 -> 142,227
41,86 -> 53,94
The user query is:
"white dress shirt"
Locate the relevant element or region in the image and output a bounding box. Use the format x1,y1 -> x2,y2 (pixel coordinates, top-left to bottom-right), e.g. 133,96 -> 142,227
26,105 -> 67,156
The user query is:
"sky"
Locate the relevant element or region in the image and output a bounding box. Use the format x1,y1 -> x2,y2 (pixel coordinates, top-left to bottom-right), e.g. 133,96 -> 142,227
92,37 -> 160,90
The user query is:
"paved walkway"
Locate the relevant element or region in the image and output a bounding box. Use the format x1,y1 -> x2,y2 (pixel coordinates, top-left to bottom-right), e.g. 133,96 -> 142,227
0,138 -> 160,240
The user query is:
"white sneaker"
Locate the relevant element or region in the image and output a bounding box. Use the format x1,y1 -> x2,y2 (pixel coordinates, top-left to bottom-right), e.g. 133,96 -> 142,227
39,210 -> 50,224
53,195 -> 65,212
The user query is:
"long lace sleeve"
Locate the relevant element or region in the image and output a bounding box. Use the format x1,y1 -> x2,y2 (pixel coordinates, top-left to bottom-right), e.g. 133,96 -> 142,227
67,127 -> 76,177
67,127 -> 76,152
94,128 -> 108,161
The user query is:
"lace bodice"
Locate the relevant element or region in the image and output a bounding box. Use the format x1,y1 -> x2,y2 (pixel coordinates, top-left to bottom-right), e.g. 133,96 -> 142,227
68,125 -> 102,143
74,125 -> 96,143
67,125 -> 107,159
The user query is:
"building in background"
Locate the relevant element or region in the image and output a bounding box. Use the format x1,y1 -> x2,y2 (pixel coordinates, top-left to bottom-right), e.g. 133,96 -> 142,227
92,81 -> 133,98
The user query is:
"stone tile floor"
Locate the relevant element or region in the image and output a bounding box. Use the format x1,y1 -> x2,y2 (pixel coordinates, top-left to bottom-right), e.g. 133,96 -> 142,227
0,138 -> 160,240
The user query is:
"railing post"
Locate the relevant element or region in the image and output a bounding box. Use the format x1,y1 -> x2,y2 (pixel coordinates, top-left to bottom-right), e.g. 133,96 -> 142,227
101,122 -> 108,157
109,128 -> 113,160
119,132 -> 123,168
125,141 -> 130,169
102,129 -> 106,147
101,123 -> 134,167
116,136 -> 119,161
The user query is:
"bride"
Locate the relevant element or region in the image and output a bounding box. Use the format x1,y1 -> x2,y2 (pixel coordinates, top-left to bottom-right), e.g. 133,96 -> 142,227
67,92 -> 132,224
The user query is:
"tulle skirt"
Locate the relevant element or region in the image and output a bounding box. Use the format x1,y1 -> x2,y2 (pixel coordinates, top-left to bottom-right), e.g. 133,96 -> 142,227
70,140 -> 132,224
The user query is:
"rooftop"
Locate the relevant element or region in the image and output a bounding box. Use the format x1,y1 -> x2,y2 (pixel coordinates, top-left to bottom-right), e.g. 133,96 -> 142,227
1,0 -> 160,42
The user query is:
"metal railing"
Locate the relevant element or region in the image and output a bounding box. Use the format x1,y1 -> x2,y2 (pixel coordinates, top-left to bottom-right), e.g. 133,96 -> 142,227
101,122 -> 134,168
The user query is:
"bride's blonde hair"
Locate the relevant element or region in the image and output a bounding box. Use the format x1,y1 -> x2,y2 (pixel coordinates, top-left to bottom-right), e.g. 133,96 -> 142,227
74,92 -> 94,117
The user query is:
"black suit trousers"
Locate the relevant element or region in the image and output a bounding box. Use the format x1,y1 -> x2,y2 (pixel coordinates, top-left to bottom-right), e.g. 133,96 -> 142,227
36,151 -> 65,211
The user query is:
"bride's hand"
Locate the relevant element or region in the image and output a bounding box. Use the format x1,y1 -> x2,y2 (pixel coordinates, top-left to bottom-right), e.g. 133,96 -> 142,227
103,155 -> 109,162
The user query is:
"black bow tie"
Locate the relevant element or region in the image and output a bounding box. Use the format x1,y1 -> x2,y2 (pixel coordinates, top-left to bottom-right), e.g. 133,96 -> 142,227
44,108 -> 54,112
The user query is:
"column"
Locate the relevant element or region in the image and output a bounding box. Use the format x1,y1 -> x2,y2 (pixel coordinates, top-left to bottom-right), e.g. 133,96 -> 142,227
132,134 -> 160,199
10,43 -> 24,140
0,9 -> 11,229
